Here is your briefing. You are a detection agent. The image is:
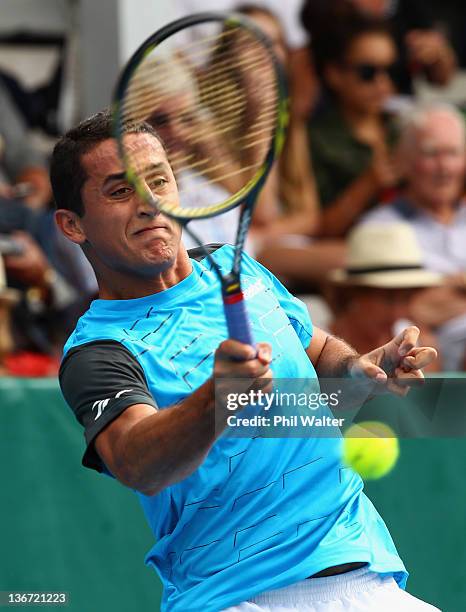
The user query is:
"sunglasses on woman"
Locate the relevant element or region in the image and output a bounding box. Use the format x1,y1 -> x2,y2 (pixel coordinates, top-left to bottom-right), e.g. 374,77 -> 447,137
347,62 -> 398,83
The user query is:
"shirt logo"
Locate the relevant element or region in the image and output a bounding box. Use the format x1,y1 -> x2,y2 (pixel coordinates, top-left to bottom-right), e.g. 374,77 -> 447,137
92,389 -> 134,420
243,278 -> 266,301
115,389 -> 133,398
92,398 -> 110,420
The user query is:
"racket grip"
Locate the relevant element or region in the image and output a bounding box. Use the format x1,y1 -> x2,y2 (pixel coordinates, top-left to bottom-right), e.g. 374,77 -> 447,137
223,292 -> 255,347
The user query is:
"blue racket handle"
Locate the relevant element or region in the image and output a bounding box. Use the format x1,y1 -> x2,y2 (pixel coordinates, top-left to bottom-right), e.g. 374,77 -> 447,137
223,292 -> 255,348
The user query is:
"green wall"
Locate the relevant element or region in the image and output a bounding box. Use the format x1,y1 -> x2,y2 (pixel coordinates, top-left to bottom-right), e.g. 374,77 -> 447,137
1,379 -> 465,611
0,378 -> 161,612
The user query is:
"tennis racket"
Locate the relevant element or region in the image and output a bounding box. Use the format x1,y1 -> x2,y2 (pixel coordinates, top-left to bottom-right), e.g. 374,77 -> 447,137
113,11 -> 288,347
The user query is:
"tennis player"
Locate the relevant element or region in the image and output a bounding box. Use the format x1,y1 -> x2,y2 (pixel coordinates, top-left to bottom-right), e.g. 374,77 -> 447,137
53,110 -> 439,611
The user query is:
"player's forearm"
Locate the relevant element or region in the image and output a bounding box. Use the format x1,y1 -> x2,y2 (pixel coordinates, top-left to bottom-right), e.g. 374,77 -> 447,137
116,379 -> 227,495
313,334 -> 359,378
312,334 -> 379,411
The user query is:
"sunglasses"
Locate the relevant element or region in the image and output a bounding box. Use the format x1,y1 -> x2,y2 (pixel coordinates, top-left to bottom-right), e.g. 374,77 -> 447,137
346,63 -> 398,83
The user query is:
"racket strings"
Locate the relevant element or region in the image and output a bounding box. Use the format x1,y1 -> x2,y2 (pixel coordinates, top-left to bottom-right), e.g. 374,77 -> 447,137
122,31 -> 275,119
149,24 -> 239,60
120,21 -> 278,215
124,47 -> 274,123
123,28 -> 264,96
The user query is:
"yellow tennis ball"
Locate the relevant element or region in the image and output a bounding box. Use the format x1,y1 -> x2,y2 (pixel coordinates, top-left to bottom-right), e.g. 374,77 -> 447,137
343,421 -> 399,480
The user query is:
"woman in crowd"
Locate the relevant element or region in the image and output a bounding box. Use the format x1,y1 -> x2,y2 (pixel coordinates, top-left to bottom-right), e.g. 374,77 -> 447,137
303,10 -> 401,238
235,4 -> 346,286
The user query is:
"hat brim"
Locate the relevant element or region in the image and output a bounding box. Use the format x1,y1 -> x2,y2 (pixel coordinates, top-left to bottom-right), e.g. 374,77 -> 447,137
329,268 -> 442,288
0,288 -> 20,305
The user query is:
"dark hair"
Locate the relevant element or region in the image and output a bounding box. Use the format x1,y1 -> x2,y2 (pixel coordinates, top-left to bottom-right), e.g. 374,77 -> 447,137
301,1 -> 393,84
50,108 -> 163,216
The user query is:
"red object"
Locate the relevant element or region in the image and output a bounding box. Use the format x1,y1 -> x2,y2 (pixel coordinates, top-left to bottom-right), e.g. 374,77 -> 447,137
379,186 -> 400,204
223,292 -> 244,305
5,352 -> 60,377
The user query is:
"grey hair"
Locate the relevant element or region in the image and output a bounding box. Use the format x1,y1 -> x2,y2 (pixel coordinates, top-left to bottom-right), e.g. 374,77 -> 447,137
397,101 -> 466,153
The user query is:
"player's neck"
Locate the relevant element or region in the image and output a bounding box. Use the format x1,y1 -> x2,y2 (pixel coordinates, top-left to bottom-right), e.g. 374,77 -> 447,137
96,253 -> 193,300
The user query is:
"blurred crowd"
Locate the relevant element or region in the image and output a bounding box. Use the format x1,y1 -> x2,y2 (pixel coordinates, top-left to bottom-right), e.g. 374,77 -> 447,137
2,0 -> 466,375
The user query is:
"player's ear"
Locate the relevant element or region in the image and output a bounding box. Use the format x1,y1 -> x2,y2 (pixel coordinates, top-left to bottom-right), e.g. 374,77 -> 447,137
54,209 -> 87,245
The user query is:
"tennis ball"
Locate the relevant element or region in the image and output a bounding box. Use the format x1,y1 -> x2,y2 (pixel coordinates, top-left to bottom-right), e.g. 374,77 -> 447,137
343,421 -> 399,480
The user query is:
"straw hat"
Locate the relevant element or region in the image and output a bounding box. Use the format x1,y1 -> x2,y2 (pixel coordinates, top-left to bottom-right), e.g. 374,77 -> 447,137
330,223 -> 442,288
0,255 -> 20,305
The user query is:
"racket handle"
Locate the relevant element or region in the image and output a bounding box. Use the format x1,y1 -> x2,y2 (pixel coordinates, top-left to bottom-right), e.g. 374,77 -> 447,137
223,292 -> 255,347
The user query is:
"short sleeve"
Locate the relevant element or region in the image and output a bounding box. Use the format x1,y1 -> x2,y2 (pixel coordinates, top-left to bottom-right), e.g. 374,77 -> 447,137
59,340 -> 157,472
241,251 -> 313,349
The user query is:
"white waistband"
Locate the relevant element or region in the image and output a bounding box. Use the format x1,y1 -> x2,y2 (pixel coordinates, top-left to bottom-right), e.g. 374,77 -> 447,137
249,567 -> 391,605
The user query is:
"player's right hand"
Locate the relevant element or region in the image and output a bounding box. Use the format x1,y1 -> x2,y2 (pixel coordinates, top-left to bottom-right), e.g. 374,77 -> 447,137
214,340 -> 273,399
214,341 -> 273,413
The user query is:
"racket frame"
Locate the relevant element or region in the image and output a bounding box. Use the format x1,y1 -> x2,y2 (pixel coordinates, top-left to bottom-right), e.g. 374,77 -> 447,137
113,11 -> 289,346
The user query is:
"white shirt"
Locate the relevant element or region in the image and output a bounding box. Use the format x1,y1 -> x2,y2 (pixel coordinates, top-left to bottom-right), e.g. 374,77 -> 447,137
360,199 -> 466,275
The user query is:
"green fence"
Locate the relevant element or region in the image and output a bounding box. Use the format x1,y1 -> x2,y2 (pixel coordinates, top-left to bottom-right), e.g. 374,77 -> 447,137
1,378 -> 465,611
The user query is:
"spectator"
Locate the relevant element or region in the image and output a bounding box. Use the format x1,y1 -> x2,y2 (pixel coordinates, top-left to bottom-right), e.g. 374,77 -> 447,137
429,0 -> 466,70
0,51 -> 81,329
174,0 -> 318,117
303,12 -> 401,238
233,5 -> 347,287
3,230 -> 78,359
0,193 -> 88,360
361,103 -> 466,272
0,83 -> 52,210
328,223 -> 441,369
347,0 -> 457,91
233,4 -> 319,243
301,0 -> 457,96
144,8 -> 320,256
360,102 -> 466,369
141,55 -> 242,248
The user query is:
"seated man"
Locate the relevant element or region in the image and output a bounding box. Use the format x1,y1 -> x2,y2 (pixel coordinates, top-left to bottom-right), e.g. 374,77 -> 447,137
328,223 -> 441,369
360,102 -> 466,369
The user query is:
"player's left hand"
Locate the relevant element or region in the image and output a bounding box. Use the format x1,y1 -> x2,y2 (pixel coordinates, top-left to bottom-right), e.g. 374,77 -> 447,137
349,326 -> 437,396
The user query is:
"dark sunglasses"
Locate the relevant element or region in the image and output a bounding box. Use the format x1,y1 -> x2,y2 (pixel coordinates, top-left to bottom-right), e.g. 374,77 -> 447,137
347,63 -> 398,83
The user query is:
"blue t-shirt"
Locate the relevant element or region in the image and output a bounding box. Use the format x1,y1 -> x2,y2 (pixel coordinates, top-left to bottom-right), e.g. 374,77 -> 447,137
63,246 -> 407,612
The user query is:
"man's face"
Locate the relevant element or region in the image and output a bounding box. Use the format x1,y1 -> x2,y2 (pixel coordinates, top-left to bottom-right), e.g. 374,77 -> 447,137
352,287 -> 415,330
404,113 -> 466,209
78,133 -> 182,277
